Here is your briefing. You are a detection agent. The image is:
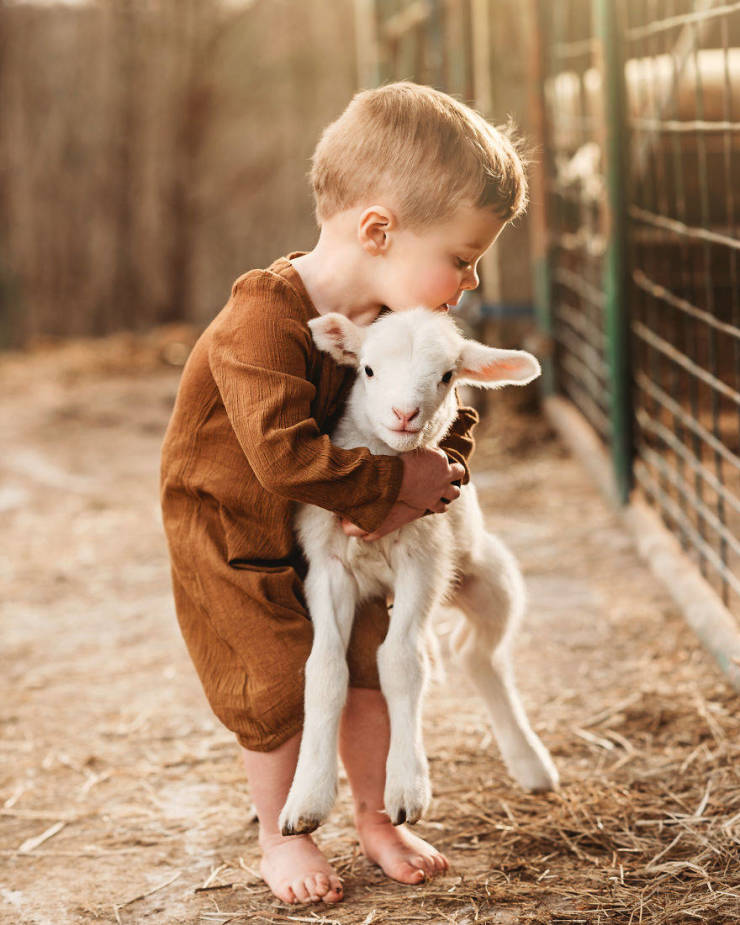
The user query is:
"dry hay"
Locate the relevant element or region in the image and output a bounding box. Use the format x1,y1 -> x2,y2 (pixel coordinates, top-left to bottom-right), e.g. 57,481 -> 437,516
1,337 -> 739,924
163,679 -> 740,925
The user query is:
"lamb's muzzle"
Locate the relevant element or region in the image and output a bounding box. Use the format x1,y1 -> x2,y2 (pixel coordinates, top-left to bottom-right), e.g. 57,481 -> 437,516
278,309 -> 557,838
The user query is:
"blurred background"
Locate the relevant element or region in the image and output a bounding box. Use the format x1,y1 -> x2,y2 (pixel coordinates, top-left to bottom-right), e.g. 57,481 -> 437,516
1,0 -> 737,617
0,0 -> 529,348
3,4 -> 740,921
0,0 -> 534,347
0,0 -> 365,343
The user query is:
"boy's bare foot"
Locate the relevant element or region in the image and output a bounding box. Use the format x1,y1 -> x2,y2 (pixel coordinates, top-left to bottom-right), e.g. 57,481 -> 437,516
355,811 -> 449,884
259,832 -> 344,904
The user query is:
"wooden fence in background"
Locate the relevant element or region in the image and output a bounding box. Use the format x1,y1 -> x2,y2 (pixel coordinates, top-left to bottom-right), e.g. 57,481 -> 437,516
0,0 -> 357,345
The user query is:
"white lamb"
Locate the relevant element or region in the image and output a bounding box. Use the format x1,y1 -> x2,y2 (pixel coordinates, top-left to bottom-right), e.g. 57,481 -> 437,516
279,308 -> 558,837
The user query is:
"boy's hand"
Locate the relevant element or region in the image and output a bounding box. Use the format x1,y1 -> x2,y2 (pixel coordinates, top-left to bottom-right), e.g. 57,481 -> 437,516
397,447 -> 464,513
341,448 -> 464,542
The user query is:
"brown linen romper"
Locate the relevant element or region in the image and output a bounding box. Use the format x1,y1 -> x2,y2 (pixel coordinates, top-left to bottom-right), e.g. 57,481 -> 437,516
160,254 -> 479,752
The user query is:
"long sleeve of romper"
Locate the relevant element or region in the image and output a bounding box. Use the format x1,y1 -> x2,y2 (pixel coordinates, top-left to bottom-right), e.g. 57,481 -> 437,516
438,392 -> 479,485
208,273 -> 404,534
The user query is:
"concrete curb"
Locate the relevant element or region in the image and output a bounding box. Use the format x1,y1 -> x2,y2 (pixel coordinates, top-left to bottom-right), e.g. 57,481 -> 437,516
544,394 -> 740,693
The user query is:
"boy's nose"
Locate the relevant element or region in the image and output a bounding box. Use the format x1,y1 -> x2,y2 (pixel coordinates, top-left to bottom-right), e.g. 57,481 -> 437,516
392,406 -> 420,427
461,267 -> 479,290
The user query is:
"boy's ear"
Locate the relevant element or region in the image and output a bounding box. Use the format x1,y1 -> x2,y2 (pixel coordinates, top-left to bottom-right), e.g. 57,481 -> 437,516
358,205 -> 395,254
308,313 -> 365,368
457,340 -> 541,388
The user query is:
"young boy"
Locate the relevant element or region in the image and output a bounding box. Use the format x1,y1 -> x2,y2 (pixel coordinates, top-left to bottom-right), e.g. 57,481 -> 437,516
160,81 -> 527,906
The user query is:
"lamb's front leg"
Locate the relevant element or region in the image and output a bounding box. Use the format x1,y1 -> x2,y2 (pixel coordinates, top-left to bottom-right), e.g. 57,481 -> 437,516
377,558 -> 445,826
279,557 -> 356,836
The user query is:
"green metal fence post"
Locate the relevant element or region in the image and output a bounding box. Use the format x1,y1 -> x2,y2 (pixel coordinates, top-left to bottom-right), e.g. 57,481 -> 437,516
528,0 -> 555,397
594,0 -> 633,503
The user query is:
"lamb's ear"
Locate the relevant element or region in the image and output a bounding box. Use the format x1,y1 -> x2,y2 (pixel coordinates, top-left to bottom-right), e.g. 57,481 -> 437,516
307,313 -> 365,368
457,340 -> 541,388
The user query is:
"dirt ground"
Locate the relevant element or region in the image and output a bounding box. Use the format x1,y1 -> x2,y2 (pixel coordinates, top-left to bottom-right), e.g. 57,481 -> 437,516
1,332 -> 739,925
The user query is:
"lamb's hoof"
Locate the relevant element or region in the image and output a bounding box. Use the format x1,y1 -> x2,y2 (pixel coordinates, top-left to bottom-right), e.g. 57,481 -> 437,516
388,802 -> 424,826
508,748 -> 560,793
280,815 -> 322,836
278,797 -> 329,836
385,778 -> 431,827
279,776 -> 337,837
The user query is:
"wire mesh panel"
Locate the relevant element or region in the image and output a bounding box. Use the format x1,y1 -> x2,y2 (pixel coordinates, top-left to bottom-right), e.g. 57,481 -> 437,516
537,0 -> 616,448
624,1 -> 740,614
534,0 -> 740,617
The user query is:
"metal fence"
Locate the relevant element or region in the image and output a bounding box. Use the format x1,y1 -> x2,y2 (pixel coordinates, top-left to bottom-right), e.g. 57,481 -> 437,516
360,0 -> 739,617
534,0 -> 626,476
533,0 -> 740,616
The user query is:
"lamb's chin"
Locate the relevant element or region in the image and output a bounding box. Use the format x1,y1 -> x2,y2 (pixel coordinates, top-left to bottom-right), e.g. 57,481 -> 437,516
381,429 -> 425,453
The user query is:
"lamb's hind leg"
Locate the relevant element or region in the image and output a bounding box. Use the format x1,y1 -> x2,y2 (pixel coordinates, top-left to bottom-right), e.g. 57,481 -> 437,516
451,535 -> 558,792
279,557 -> 357,836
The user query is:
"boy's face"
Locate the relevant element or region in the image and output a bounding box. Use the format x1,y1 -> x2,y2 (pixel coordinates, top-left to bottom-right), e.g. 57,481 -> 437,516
379,206 -> 506,313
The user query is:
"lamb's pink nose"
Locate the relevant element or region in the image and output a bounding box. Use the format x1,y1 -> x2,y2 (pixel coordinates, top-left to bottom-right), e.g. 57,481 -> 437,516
392,406 -> 420,427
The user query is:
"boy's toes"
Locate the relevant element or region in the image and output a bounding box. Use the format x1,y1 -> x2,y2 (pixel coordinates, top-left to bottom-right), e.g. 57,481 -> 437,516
397,861 -> 426,884
432,852 -> 449,873
322,875 -> 344,903
303,874 -> 319,901
275,883 -> 296,905
290,877 -> 312,903
309,873 -> 337,902
260,835 -> 341,905
313,873 -> 330,896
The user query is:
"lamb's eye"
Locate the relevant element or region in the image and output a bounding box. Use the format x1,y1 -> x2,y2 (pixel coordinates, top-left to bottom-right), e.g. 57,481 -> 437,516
364,366 -> 374,378
441,370 -> 454,384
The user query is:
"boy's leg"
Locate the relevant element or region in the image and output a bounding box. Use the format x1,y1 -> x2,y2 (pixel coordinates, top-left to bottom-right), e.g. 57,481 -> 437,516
241,733 -> 344,905
338,687 -> 449,883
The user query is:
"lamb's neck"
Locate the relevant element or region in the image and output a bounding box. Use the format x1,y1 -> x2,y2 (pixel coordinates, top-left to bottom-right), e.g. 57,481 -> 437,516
332,384 -> 458,456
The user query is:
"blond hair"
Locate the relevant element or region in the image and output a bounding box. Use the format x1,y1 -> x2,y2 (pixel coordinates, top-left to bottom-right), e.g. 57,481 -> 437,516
310,82 -> 527,228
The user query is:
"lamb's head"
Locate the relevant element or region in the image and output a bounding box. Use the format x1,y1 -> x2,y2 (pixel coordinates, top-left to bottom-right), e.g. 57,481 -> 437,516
309,307 -> 541,452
